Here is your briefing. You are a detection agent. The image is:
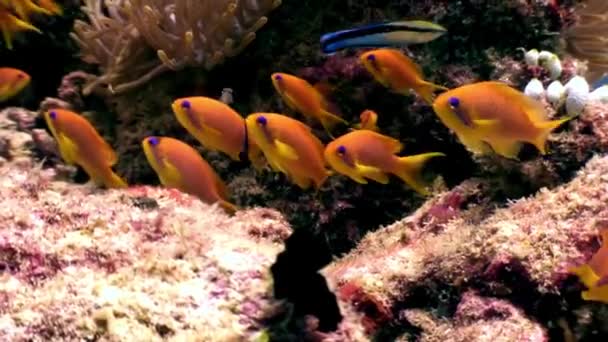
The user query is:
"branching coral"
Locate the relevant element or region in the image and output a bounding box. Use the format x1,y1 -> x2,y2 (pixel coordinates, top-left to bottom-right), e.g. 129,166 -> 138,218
71,0 -> 281,95
564,0 -> 608,83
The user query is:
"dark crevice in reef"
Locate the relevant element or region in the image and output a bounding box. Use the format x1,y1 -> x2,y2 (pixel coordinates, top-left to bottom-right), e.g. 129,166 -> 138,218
268,229 -> 343,340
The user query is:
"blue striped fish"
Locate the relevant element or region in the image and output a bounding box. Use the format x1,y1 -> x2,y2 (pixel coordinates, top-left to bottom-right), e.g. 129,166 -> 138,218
320,20 -> 447,54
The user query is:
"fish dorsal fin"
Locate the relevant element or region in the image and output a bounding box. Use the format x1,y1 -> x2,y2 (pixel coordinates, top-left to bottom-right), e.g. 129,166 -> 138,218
313,81 -> 334,97
487,81 -> 549,122
274,139 -> 299,160
386,49 -> 422,74
370,131 -> 403,153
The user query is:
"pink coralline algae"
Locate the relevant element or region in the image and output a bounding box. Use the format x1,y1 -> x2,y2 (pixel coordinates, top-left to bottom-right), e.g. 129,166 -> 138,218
321,131 -> 608,340
0,146 -> 294,340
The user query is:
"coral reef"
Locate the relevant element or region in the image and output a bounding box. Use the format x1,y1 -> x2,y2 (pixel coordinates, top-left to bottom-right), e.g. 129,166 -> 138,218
322,139 -> 608,340
71,0 -> 282,95
0,129 -> 294,341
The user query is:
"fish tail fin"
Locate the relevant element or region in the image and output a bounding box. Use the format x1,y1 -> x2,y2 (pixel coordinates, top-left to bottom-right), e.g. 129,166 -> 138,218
103,170 -> 128,189
532,116 -> 573,154
319,109 -> 349,134
218,200 -> 239,215
416,81 -> 449,104
393,152 -> 445,195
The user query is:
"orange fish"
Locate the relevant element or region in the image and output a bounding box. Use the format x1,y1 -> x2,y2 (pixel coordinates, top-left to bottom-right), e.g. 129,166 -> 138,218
0,0 -> 51,49
245,113 -> 331,190
171,96 -> 264,169
432,81 -> 572,159
570,228 -> 608,303
271,72 -> 348,136
324,130 -> 444,195
141,136 -> 237,214
354,109 -> 379,131
0,67 -> 30,101
43,109 -> 127,188
359,48 -> 448,104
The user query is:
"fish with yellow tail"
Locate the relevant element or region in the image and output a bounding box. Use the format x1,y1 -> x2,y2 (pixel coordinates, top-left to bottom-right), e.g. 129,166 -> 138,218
43,109 -> 127,188
324,130 -> 444,195
432,81 -> 573,159
245,113 -> 331,190
171,96 -> 264,169
569,228 -> 608,303
353,109 -> 379,131
359,48 -> 448,104
0,67 -> 30,102
271,72 -> 348,137
141,136 -> 238,214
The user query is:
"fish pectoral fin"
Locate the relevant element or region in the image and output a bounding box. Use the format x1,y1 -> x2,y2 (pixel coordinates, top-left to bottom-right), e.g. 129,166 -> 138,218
201,123 -> 223,139
472,119 -> 500,129
160,158 -> 182,185
354,162 -> 388,183
274,139 -> 299,160
57,133 -> 78,164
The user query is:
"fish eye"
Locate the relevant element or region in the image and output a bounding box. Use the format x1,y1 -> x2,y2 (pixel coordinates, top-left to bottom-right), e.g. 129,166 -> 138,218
16,73 -> 24,79
180,100 -> 191,109
274,74 -> 283,81
337,145 -> 346,155
366,54 -> 376,61
256,116 -> 267,125
448,97 -> 460,108
49,111 -> 57,120
148,136 -> 159,146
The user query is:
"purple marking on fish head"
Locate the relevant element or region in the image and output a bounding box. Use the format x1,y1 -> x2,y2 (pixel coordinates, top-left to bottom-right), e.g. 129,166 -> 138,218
180,100 -> 191,109
49,110 -> 57,120
255,115 -> 275,143
336,145 -> 355,167
148,136 -> 160,146
448,96 -> 473,127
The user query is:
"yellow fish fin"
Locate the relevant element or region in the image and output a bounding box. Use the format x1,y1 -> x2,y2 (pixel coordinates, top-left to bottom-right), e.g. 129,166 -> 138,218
531,116 -> 572,154
318,108 -> 349,134
472,119 -> 500,129
57,133 -> 79,164
274,139 -> 299,160
160,158 -> 182,186
393,152 -> 445,195
281,91 -> 300,112
348,172 -> 369,184
581,285 -> 608,303
218,200 -> 239,215
202,123 -> 223,139
457,133 -> 492,155
355,162 -> 389,184
487,140 -> 523,159
570,264 -> 600,290
101,169 -> 128,188
415,80 -> 450,104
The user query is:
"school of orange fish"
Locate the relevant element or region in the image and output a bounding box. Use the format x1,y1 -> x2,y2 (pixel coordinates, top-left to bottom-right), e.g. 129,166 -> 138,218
0,48 -> 575,216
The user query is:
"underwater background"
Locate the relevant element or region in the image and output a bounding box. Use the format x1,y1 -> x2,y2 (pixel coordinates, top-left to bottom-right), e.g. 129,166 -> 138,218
2,0 -> 608,341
